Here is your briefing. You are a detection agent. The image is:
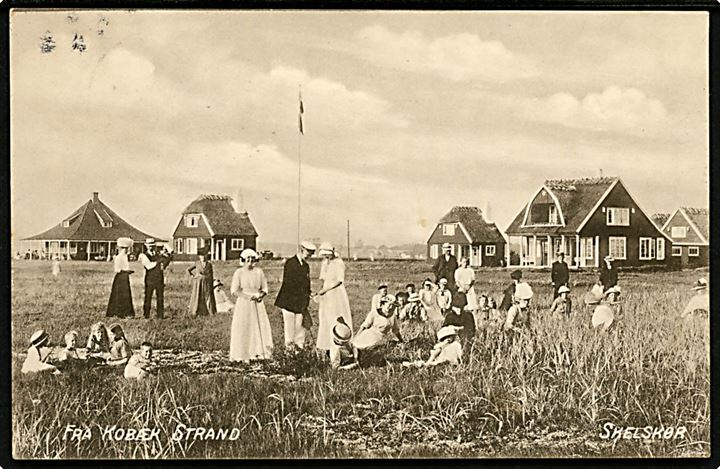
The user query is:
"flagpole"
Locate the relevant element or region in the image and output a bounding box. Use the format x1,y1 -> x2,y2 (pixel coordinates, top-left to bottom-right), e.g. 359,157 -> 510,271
297,86 -> 303,247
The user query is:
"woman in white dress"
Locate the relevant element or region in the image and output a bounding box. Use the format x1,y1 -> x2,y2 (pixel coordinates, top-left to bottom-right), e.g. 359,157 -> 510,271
454,257 -> 478,313
313,242 -> 353,351
229,249 -> 273,362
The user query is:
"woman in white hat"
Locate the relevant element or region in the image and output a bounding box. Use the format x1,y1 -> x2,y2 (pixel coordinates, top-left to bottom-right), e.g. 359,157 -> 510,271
106,237 -> 135,318
312,242 -> 353,352
21,330 -> 60,374
591,286 -> 621,332
229,248 -> 273,362
681,278 -> 709,319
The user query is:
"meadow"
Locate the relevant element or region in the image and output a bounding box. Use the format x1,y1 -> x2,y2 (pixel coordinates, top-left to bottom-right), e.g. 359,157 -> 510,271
11,259 -> 710,459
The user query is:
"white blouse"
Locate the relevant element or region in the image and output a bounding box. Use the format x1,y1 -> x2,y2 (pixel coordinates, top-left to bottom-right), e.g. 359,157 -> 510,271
114,252 -> 130,273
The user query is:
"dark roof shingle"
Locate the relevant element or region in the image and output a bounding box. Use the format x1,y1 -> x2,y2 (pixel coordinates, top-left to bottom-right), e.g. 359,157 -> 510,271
181,194 -> 258,237
683,207 -> 709,240
438,206 -> 505,243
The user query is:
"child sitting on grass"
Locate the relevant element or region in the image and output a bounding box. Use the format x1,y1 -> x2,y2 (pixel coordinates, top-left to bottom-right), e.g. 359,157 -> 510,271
86,322 -> 111,357
353,297 -> 404,367
550,285 -> 572,317
124,341 -> 155,379
442,292 -> 476,342
403,325 -> 463,368
106,323 -> 131,366
56,330 -> 84,363
329,317 -> 357,370
399,293 -> 425,322
213,279 -> 235,313
21,330 -> 60,374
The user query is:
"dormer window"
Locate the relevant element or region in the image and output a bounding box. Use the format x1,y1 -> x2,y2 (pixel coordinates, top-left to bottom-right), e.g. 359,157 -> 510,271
529,203 -> 560,225
671,226 -> 687,238
102,221 -> 112,228
62,220 -> 71,228
185,214 -> 200,228
548,205 -> 558,224
442,223 -> 456,236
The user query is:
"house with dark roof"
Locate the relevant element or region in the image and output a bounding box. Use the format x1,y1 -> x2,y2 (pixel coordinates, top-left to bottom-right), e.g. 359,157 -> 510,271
505,177 -> 671,268
659,207 -> 709,267
22,192 -> 163,260
172,194 -> 258,261
426,206 -> 506,267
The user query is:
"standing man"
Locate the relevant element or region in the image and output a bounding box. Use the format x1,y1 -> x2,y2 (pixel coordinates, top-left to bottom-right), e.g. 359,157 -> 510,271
275,241 -> 316,348
599,255 -> 618,292
139,238 -> 165,319
433,243 -> 459,292
551,251 -> 570,298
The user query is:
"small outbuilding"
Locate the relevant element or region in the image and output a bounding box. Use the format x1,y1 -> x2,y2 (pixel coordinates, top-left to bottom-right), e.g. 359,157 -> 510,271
659,207 -> 709,267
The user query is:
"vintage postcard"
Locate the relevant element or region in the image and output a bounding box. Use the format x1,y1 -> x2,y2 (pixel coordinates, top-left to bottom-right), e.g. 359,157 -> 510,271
9,9 -> 710,459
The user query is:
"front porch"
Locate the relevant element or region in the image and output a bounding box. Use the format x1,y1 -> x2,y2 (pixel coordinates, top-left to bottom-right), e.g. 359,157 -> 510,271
506,234 -> 600,268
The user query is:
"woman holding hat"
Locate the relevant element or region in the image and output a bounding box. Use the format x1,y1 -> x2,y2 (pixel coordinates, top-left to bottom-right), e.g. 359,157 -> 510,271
22,330 -> 60,374
187,246 -> 217,317
313,242 -> 353,352
229,248 -> 273,362
681,278 -> 709,319
106,237 -> 135,318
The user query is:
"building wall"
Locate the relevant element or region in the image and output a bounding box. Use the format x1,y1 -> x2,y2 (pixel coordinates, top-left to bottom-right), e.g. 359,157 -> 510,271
172,235 -> 257,261
670,244 -> 709,268
580,182 -> 669,267
481,242 -> 505,267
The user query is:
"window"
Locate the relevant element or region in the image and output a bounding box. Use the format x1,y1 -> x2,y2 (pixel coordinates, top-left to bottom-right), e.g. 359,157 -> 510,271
430,244 -> 439,259
548,205 -> 558,224
485,245 -> 496,256
608,237 -> 627,260
185,214 -> 199,228
671,226 -> 688,238
62,220 -> 71,228
671,246 -> 682,257
584,238 -> 594,259
639,237 -> 655,260
175,238 -> 184,254
606,208 -> 630,226
199,238 -> 205,248
656,238 -> 665,260
689,246 -> 700,257
442,224 -> 456,236
231,238 -> 244,251
102,221 -> 112,228
186,238 -> 198,255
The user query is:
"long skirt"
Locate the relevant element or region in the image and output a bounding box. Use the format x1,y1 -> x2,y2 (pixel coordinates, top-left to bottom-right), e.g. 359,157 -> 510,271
229,298 -> 273,362
189,277 -> 217,316
317,286 -> 353,350
107,272 -> 134,318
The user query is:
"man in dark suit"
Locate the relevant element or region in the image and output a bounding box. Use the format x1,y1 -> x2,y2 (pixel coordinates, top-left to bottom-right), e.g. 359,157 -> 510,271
275,241 -> 316,348
499,269 -> 523,311
433,243 -> 459,292
551,251 -> 570,298
139,238 -> 168,319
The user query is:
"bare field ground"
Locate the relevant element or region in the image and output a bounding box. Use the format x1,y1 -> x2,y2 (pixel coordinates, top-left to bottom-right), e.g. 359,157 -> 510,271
11,259 -> 709,458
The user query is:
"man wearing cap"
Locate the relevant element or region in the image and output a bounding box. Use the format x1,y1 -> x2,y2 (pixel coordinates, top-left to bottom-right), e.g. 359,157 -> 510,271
433,243 -> 458,292
599,255 -> 618,292
551,251 -> 570,299
499,269 -> 523,311
275,241 -> 316,348
139,238 -> 165,319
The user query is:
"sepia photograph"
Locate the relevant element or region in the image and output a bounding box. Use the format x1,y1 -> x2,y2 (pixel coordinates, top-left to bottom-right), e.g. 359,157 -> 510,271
9,9 -> 710,459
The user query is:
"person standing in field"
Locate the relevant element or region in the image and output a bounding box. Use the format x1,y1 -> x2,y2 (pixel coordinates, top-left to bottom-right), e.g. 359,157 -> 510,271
433,243 -> 459,292
680,278 -> 709,319
107,237 -> 135,318
499,270 -> 523,311
187,246 -> 217,317
454,257 -> 478,314
274,241 -> 316,349
139,238 -> 165,319
599,255 -> 618,292
436,278 -> 452,317
51,254 -> 61,277
313,242 -> 353,353
229,249 -> 273,362
551,251 -> 570,299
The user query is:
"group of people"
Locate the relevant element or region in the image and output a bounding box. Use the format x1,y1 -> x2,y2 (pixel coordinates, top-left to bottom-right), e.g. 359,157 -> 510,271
21,322 -> 154,379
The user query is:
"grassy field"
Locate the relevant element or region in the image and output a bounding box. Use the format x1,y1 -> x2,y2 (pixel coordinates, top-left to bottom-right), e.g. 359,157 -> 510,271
11,259 -> 710,459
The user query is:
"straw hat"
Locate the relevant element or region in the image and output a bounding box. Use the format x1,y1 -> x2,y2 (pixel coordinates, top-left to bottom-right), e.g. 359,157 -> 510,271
332,318 -> 352,345
441,242 -> 452,250
30,329 -> 49,347
377,284 -> 388,290
514,282 -> 534,300
240,248 -> 259,260
144,238 -> 156,246
439,278 -> 448,285
693,278 -> 708,291
605,286 -> 621,296
558,285 -> 571,294
116,237 -> 133,249
437,325 -> 462,341
318,242 -> 334,256
604,255 -> 614,261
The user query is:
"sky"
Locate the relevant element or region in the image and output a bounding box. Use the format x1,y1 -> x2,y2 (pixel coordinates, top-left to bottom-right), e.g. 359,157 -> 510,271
11,11 -> 709,248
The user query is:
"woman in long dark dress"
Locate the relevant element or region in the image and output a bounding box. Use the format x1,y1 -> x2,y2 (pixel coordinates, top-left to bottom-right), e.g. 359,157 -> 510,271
188,247 -> 217,317
107,237 -> 135,318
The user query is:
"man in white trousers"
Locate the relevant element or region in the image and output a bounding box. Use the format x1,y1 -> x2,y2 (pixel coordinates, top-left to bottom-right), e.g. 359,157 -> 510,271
274,241 -> 316,348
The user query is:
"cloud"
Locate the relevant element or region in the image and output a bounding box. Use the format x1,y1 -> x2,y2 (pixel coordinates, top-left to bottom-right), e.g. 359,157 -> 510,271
355,25 -> 538,83
520,86 -> 668,134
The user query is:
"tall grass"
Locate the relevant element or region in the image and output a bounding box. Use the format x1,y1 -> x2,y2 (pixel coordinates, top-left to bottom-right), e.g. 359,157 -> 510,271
11,260 -> 709,458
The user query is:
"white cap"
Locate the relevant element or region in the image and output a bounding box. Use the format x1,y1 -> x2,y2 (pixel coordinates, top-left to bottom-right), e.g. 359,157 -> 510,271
558,285 -> 570,294
240,248 -> 259,260
300,240 -> 317,252
442,242 -> 452,249
116,237 -> 133,248
145,238 -> 156,246
437,325 -> 462,341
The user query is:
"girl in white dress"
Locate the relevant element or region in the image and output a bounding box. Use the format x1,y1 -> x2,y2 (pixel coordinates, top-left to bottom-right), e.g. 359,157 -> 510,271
313,242 -> 353,351
454,257 -> 478,312
229,249 -> 273,362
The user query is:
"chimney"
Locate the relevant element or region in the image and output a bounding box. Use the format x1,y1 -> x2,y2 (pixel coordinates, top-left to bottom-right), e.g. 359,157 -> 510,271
92,192 -> 99,204
232,189 -> 245,213
483,201 -> 491,222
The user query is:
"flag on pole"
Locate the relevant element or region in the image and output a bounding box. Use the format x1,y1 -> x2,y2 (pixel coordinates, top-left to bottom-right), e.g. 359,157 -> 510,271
298,91 -> 304,135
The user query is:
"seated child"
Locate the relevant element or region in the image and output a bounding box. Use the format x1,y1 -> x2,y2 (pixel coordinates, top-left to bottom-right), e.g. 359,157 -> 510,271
21,329 -> 60,374
436,279 -> 452,316
56,330 -> 84,363
405,283 -> 416,298
399,293 -> 426,321
124,341 -> 155,379
426,326 -> 463,366
353,297 -> 404,367
592,286 -> 621,332
442,292 -> 476,341
86,322 -> 111,357
213,279 -> 235,313
370,284 -> 392,314
106,323 -> 132,366
550,285 -> 572,317
329,317 -> 357,370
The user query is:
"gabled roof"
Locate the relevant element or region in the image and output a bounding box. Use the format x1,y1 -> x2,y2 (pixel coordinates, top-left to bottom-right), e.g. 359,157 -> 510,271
176,194 -> 257,237
682,207 -> 709,242
436,206 -> 505,243
24,192 -> 163,242
661,207 -> 709,245
507,177 -> 618,235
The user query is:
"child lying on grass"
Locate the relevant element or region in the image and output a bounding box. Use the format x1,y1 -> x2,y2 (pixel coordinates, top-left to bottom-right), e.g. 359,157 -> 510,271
124,341 -> 156,379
